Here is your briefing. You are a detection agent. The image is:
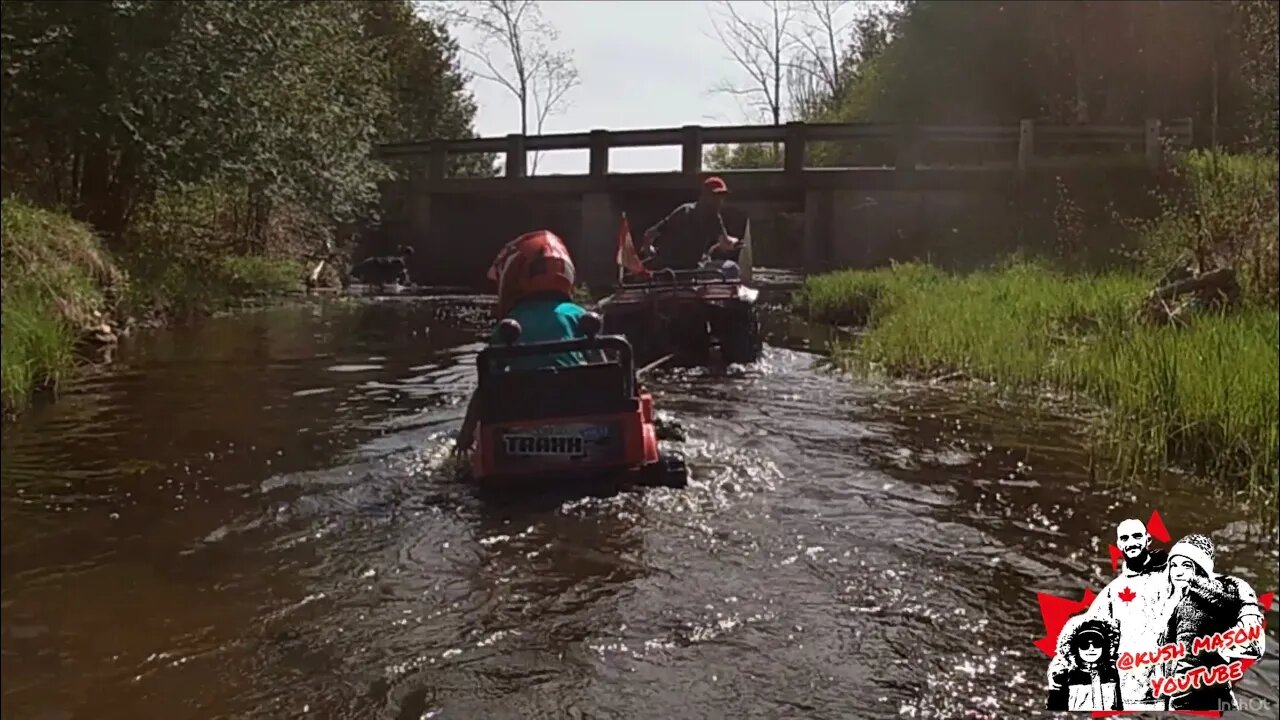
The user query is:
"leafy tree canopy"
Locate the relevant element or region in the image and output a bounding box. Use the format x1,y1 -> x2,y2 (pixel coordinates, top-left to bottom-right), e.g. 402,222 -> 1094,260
1,0 -> 490,241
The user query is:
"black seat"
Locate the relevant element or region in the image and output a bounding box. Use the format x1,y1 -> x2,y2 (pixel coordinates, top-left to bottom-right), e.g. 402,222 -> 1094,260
476,335 -> 638,424
481,362 -> 638,423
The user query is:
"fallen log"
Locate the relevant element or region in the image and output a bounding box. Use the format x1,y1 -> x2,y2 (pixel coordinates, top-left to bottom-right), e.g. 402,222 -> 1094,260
1149,267 -> 1238,302
1139,266 -> 1240,327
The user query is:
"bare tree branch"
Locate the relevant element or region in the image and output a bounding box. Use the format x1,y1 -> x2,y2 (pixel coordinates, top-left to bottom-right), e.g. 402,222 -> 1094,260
788,1 -> 857,101
419,0 -> 578,175
786,54 -> 829,119
786,2 -> 893,119
706,0 -> 803,125
529,49 -> 580,173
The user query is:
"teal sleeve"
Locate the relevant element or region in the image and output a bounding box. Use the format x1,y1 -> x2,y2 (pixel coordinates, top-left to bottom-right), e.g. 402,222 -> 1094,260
561,303 -> 588,336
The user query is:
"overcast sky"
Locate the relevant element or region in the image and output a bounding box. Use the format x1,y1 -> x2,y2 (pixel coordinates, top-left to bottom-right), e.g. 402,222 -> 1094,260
435,1 -> 880,175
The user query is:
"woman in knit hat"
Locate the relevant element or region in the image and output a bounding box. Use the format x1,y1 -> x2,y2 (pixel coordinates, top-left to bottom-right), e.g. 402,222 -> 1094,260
1047,614 -> 1124,711
1154,534 -> 1265,711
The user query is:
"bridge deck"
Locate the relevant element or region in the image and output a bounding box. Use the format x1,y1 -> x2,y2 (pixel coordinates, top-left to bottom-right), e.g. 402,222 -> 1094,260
380,118 -> 1192,193
416,162 -> 1160,197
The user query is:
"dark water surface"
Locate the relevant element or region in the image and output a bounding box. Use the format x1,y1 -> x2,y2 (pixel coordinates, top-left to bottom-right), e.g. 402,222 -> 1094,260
2,297 -> 1276,720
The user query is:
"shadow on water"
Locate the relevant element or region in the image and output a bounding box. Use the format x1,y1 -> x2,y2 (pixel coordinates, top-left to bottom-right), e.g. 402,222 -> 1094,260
2,297 -> 1276,720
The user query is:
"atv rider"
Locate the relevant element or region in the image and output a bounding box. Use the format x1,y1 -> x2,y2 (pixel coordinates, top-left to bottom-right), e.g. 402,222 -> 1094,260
639,176 -> 742,279
455,230 -> 591,454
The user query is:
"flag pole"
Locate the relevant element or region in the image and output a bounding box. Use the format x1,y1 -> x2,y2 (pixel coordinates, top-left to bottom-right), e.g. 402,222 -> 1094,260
617,212 -> 625,285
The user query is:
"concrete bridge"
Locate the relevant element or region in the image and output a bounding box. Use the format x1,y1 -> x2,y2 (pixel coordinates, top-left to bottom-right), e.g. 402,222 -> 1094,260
372,119 -> 1192,289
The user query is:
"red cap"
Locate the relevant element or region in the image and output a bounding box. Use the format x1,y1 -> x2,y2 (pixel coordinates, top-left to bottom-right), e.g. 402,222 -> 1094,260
703,176 -> 729,194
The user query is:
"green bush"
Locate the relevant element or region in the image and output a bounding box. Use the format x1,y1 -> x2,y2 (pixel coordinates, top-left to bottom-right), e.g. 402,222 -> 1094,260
117,182 -> 306,316
1140,151 -> 1279,302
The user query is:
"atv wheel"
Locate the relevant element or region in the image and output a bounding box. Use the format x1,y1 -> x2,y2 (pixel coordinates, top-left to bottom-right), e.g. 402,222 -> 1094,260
639,451 -> 688,489
665,307 -> 711,367
604,311 -> 655,364
717,302 -> 762,365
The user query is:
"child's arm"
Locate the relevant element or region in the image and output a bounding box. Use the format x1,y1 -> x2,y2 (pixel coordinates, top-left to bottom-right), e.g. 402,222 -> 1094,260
456,389 -> 481,454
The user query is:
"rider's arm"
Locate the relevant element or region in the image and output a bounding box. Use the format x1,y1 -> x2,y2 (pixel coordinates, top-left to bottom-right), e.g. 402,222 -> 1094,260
458,327 -> 507,453
642,204 -> 692,252
1221,578 -> 1265,660
456,389 -> 480,453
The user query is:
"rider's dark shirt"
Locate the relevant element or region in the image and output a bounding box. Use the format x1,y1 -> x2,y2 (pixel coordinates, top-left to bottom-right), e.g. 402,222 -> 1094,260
646,202 -> 726,270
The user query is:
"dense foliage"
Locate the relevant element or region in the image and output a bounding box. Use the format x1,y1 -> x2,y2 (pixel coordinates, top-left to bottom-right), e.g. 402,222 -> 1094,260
1,0 -> 489,411
1,0 -> 486,247
708,0 -> 1279,168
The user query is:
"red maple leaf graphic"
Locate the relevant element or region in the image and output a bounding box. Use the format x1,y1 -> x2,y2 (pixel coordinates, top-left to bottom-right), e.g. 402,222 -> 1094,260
1118,586 -> 1136,603
1108,543 -> 1124,573
1034,588 -> 1097,656
1147,510 -> 1171,543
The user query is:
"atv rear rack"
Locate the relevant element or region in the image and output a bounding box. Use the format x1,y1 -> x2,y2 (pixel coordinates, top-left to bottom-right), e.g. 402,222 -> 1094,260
619,267 -> 736,289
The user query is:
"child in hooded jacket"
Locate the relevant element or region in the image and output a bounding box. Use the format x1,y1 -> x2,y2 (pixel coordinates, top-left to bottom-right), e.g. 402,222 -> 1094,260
1047,614 -> 1124,712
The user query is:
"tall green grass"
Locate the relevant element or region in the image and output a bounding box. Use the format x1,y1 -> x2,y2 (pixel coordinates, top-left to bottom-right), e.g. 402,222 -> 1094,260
2,194 -> 305,413
792,262 -> 947,327
796,262 -> 1280,490
1,198 -> 122,410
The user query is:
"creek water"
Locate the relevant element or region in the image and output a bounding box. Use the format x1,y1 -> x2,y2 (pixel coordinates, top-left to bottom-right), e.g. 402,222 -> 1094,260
2,297 -> 1276,720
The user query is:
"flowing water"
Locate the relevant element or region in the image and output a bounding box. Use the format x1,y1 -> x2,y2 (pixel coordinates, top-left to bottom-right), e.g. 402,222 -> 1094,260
2,297 -> 1276,720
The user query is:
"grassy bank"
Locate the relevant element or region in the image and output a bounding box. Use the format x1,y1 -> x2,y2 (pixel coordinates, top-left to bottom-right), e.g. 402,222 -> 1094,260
1,197 -> 304,413
1,199 -> 123,408
795,262 -> 1279,490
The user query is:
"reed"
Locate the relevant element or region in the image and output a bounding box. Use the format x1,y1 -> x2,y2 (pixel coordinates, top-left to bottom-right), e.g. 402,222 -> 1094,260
797,262 -> 1279,490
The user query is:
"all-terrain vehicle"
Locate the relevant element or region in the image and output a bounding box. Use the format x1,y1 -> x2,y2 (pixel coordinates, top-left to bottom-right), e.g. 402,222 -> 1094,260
597,266 -> 763,368
460,312 -> 688,490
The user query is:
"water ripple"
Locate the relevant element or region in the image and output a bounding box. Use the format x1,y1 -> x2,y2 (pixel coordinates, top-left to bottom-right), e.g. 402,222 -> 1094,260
2,299 -> 1276,720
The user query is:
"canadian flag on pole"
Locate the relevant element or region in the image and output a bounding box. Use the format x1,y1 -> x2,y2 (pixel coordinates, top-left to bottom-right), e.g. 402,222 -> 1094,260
616,213 -> 649,278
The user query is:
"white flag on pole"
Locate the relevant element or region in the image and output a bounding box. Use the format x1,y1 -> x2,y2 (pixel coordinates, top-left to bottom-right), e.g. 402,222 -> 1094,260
739,217 -> 753,284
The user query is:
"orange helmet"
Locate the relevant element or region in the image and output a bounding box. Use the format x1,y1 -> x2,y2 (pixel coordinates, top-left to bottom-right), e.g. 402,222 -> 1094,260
486,230 -> 576,317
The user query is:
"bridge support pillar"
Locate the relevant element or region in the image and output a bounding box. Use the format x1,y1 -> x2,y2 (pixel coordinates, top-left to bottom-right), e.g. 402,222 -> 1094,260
579,192 -> 617,290
408,188 -> 435,272
803,189 -> 833,273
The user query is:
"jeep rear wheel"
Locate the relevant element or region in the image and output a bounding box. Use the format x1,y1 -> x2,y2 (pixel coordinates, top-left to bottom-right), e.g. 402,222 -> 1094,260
638,451 -> 688,489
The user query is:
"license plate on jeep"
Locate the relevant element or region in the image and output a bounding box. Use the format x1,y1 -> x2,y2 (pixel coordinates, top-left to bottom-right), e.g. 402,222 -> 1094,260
500,424 -> 612,460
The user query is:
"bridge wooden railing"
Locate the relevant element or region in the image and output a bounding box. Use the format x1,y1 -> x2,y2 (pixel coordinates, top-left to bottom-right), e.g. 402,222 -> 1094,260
375,119 -> 1194,180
